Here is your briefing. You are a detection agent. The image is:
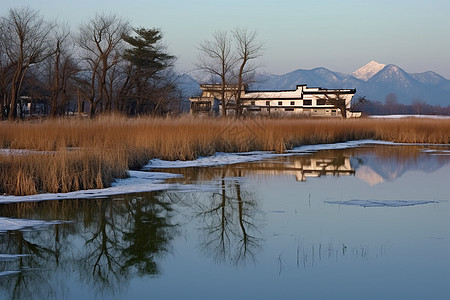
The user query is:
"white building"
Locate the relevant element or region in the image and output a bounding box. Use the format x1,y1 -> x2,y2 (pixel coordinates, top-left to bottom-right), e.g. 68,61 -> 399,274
189,84 -> 361,117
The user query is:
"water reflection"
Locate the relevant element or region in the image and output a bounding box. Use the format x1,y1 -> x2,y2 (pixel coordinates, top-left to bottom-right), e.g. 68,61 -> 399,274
0,144 -> 449,299
0,193 -> 177,298
160,145 -> 450,186
192,170 -> 262,266
162,150 -> 356,184
0,230 -> 62,299
349,145 -> 449,185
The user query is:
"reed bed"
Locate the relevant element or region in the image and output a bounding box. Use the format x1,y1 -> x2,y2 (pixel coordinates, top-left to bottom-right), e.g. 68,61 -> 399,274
1,115 -> 449,196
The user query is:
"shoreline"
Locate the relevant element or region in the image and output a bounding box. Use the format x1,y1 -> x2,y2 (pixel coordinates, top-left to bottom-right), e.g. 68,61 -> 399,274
1,117 -> 449,196
0,139 -> 445,203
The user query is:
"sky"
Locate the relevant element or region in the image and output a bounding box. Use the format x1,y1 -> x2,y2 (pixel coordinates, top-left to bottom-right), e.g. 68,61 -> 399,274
2,0 -> 450,78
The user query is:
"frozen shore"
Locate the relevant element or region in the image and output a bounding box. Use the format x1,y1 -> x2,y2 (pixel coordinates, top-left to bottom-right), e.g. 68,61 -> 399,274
0,139 -> 432,204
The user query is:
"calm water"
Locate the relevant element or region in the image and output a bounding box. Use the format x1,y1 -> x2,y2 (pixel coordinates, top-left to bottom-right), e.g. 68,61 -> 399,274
0,145 -> 449,299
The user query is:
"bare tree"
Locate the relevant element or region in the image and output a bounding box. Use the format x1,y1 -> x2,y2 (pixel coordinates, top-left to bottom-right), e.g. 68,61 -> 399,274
232,28 -> 264,117
0,29 -> 13,119
319,92 -> 350,118
351,95 -> 367,112
196,31 -> 237,117
0,7 -> 54,120
41,25 -> 80,117
77,14 -> 129,117
385,93 -> 398,115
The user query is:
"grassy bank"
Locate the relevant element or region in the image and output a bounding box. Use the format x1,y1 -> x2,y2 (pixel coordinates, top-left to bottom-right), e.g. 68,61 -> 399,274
1,115 -> 449,196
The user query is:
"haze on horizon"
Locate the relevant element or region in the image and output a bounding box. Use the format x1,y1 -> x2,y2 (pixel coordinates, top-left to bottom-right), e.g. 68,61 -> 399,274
2,0 -> 450,78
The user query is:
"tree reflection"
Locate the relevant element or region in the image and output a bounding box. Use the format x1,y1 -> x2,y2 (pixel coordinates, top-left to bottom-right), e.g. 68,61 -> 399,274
78,199 -> 127,292
121,196 -> 176,276
0,192 -> 177,298
0,229 -> 65,300
196,169 -> 262,266
77,193 -> 177,295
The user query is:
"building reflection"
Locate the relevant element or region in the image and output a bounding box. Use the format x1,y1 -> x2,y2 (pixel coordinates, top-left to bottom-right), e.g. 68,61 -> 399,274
162,150 -> 356,184
239,155 -> 355,181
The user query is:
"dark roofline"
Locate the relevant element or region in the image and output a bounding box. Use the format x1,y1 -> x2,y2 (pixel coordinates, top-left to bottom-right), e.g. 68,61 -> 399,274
303,89 -> 356,95
245,84 -> 306,93
199,83 -> 356,94
244,97 -> 304,100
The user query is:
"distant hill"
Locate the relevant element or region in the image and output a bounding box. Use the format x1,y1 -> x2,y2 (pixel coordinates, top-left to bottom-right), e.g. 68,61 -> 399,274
251,62 -> 450,106
180,62 -> 450,106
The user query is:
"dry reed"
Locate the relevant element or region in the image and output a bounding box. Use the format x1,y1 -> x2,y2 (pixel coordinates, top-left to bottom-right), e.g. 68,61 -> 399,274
1,115 -> 449,196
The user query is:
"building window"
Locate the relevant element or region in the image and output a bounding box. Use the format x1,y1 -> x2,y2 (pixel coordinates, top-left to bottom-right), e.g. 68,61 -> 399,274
290,101 -> 295,106
278,101 -> 282,106
251,101 -> 255,105
303,100 -> 312,106
266,101 -> 270,106
317,99 -> 327,105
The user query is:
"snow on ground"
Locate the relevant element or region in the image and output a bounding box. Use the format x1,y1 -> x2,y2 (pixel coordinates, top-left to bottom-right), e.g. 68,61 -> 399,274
325,199 -> 438,207
144,140 -> 398,169
369,115 -> 450,119
144,151 -> 289,169
421,149 -> 450,156
0,149 -> 56,155
288,139 -> 400,152
0,171 -> 182,204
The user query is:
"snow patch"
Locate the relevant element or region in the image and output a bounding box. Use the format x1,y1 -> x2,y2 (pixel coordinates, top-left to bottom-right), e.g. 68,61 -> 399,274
421,149 -> 450,156
144,151 -> 287,169
289,140 -> 399,152
0,271 -> 21,277
0,171 -> 183,204
0,254 -> 29,261
0,217 -> 71,233
145,140 -> 399,169
0,149 -> 55,156
369,115 -> 450,119
325,199 -> 438,207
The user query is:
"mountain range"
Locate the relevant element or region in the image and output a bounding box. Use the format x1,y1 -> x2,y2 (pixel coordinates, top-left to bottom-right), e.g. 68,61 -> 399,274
180,61 -> 450,107
250,61 -> 450,106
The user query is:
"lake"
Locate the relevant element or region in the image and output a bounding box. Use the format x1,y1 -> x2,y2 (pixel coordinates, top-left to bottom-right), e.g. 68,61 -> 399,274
0,143 -> 449,299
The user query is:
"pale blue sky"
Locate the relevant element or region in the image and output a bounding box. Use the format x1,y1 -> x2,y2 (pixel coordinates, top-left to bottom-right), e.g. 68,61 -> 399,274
2,0 -> 450,78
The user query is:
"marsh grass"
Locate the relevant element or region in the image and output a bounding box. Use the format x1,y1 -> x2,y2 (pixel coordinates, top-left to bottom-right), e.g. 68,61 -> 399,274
1,115 -> 449,195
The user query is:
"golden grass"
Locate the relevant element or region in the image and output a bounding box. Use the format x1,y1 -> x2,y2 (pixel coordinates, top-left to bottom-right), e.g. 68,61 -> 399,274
1,115 -> 449,196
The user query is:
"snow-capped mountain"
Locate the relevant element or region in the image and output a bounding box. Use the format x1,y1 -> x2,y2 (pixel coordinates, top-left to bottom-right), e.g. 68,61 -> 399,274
250,62 -> 450,106
352,61 -> 386,81
181,61 -> 450,106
